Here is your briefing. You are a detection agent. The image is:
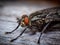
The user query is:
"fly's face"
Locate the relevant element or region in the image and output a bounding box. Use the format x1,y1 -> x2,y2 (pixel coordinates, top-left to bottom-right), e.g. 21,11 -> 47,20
20,18 -> 26,27
20,15 -> 30,27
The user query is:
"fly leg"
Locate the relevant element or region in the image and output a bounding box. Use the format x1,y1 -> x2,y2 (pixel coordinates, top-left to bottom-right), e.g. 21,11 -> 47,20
5,23 -> 20,34
10,27 -> 27,42
37,22 -> 51,44
29,27 -> 37,35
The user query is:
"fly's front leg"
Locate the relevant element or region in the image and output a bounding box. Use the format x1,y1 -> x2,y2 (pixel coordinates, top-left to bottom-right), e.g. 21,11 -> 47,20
37,22 -> 51,44
10,27 -> 27,42
5,23 -> 20,34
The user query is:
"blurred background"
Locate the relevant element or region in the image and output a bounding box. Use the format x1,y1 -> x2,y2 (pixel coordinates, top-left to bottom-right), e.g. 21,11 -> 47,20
0,0 -> 60,45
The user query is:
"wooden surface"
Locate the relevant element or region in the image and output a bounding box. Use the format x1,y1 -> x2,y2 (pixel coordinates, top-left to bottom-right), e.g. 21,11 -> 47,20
0,2 -> 60,45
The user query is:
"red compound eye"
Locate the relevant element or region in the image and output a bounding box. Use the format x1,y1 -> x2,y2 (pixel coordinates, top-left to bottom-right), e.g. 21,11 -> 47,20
24,17 -> 29,25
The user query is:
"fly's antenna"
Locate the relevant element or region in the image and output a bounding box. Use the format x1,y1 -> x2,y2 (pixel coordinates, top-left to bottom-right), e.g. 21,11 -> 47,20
16,17 -> 21,24
16,17 -> 20,21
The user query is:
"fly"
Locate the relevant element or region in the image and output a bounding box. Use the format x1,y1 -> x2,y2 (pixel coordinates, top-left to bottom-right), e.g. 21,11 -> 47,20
5,7 -> 60,44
